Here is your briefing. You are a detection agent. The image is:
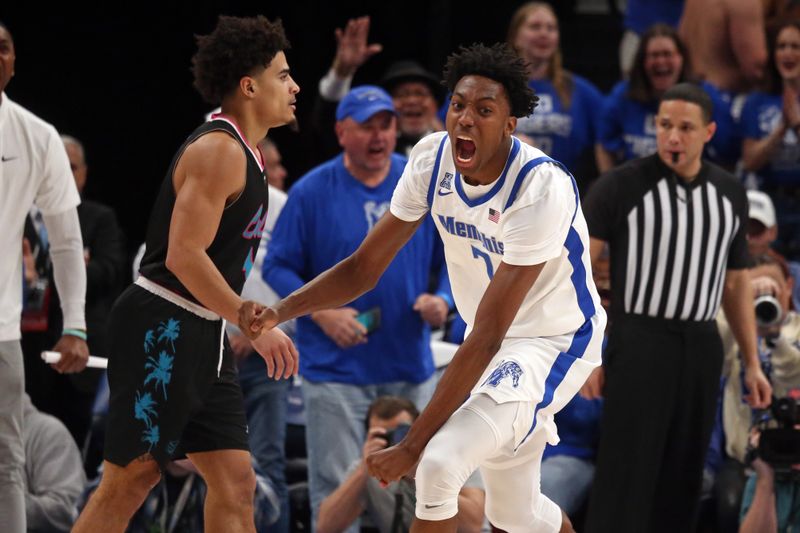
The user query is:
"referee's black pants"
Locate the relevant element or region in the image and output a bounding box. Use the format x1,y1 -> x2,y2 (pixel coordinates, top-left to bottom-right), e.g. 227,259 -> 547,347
585,315 -> 723,533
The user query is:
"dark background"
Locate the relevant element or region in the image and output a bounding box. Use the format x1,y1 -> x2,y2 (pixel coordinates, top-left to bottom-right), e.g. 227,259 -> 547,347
3,1 -> 622,256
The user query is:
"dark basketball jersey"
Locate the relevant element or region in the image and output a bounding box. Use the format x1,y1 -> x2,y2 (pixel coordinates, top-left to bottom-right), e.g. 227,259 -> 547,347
139,116 -> 268,304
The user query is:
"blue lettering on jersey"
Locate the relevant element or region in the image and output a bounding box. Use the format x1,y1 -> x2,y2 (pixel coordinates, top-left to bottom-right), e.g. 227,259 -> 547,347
482,360 -> 523,388
437,214 -> 504,255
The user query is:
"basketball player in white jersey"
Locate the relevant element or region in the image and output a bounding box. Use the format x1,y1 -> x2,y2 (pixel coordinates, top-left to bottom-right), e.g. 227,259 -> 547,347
249,43 -> 605,533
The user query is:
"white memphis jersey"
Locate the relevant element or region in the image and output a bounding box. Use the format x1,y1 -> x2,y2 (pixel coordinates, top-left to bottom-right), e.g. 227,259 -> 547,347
391,131 -> 603,339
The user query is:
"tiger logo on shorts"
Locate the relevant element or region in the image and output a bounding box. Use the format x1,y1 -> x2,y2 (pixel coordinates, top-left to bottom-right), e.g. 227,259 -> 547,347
482,360 -> 523,388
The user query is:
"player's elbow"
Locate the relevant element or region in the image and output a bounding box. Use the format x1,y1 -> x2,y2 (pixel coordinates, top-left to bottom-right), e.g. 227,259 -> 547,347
165,245 -> 193,280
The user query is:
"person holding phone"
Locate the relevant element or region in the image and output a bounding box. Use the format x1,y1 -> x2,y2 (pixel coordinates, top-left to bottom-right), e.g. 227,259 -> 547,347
262,85 -> 453,533
317,396 -> 485,533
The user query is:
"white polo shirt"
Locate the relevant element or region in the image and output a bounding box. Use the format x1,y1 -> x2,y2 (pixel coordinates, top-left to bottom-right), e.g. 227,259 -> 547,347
0,92 -> 81,341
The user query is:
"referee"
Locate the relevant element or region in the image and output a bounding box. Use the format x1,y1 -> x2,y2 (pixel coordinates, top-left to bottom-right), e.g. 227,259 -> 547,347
581,83 -> 772,533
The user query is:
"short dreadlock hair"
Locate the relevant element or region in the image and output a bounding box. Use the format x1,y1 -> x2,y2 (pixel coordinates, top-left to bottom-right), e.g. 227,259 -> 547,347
192,15 -> 290,105
443,43 -> 538,118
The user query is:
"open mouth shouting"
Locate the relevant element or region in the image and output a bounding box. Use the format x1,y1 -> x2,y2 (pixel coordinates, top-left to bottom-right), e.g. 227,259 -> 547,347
367,144 -> 386,157
778,60 -> 799,77
455,136 -> 477,166
649,66 -> 676,89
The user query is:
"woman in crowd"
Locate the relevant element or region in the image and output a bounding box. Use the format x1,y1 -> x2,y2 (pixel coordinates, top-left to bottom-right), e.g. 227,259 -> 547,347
507,2 -> 604,182
596,24 -> 738,173
741,20 -> 800,259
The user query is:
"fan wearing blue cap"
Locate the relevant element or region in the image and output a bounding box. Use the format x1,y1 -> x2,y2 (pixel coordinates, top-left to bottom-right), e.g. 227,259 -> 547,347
333,86 -> 398,183
335,85 -> 396,123
263,84 -> 453,532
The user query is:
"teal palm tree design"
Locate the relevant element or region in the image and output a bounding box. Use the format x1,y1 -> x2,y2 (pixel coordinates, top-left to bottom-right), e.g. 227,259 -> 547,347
134,390 -> 158,429
143,330 -> 155,354
156,318 -> 181,351
141,425 -> 160,451
144,351 -> 173,399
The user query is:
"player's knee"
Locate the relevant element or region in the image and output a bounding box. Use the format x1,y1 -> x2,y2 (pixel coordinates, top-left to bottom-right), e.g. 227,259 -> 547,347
210,464 -> 257,508
415,449 -> 463,520
102,463 -> 162,503
129,465 -> 162,495
416,447 -> 458,496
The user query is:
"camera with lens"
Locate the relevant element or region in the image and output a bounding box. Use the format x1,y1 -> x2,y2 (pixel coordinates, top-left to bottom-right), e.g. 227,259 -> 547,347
754,294 -> 783,328
754,395 -> 800,477
383,423 -> 411,448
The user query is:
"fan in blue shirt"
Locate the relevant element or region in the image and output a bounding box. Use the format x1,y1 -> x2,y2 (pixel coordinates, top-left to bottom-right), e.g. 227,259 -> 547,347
597,24 -> 739,173
506,3 -> 604,174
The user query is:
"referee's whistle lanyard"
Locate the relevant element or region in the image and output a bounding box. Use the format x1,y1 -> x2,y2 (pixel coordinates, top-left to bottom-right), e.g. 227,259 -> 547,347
671,172 -> 695,206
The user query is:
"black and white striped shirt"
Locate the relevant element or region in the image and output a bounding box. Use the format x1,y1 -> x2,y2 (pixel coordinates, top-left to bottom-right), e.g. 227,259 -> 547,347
584,155 -> 749,322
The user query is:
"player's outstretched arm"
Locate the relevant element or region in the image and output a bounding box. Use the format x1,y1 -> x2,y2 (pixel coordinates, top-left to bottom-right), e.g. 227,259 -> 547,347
251,212 -> 425,334
366,260 -> 546,484
165,132 -> 251,325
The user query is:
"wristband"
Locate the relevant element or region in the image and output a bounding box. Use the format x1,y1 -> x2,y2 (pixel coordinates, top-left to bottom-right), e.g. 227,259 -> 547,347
63,328 -> 87,341
435,292 -> 454,311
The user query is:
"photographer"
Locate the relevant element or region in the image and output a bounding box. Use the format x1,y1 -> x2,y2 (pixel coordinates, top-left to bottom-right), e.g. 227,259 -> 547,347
715,253 -> 800,531
317,396 -> 485,533
739,406 -> 800,533
721,255 -> 800,466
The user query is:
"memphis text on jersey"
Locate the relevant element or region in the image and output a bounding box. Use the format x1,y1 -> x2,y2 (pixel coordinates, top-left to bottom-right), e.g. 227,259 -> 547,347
437,214 -> 505,255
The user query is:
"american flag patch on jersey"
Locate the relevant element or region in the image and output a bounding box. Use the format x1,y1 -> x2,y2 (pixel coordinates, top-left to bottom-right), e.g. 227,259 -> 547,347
488,208 -> 500,223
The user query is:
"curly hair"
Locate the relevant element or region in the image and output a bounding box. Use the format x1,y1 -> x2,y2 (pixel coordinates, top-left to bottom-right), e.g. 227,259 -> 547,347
192,15 -> 290,105
443,43 -> 538,118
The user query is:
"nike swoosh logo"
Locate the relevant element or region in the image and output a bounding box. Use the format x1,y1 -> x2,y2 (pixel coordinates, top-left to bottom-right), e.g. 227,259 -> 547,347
1,156 -> 18,162
437,189 -> 453,197
424,503 -> 445,509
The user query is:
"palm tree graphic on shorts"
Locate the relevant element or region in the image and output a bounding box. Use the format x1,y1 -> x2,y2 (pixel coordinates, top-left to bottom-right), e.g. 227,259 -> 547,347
141,425 -> 160,451
156,318 -> 181,351
134,390 -> 158,429
143,329 -> 155,354
144,351 -> 174,399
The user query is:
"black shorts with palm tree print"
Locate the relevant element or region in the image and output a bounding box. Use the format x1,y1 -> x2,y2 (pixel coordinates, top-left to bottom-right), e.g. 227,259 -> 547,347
104,284 -> 249,469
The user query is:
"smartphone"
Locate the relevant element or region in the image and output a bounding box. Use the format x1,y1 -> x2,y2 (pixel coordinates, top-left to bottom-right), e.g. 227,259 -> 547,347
356,307 -> 381,334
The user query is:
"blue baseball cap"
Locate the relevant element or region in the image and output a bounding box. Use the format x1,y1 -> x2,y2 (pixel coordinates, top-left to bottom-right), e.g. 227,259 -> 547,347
336,85 -> 396,123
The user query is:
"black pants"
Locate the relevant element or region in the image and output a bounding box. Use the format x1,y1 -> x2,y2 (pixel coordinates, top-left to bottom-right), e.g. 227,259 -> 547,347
22,331 -> 103,450
585,315 -> 724,533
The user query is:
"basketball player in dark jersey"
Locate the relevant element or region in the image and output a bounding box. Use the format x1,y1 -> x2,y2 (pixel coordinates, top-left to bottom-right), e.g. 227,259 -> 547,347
74,16 -> 300,533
